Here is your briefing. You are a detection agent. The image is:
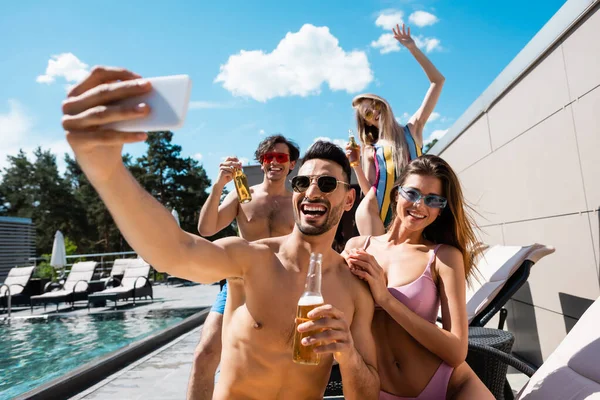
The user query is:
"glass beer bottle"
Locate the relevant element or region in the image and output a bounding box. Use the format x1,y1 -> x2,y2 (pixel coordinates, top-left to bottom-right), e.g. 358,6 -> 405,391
292,252 -> 324,365
348,129 -> 360,167
233,167 -> 252,204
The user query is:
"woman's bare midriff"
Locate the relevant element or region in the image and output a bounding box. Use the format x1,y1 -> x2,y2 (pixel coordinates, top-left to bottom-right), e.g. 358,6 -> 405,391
374,310 -> 482,399
374,310 -> 446,397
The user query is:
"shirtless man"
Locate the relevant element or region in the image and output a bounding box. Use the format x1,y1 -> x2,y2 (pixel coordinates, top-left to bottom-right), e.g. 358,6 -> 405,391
61,66 -> 379,400
190,134 -> 299,399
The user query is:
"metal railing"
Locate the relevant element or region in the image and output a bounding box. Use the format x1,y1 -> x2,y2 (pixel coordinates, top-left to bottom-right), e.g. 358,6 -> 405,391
0,283 -> 11,318
28,251 -> 138,276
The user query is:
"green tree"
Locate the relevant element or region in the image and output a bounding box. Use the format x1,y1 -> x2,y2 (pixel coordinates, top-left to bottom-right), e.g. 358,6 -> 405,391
29,148 -> 87,254
135,131 -> 236,238
0,133 -> 235,257
0,150 -> 35,218
423,138 -> 439,154
64,153 -> 129,254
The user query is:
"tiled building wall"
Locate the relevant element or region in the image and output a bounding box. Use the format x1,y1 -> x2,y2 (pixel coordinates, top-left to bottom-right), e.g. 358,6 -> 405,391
437,6 -> 600,366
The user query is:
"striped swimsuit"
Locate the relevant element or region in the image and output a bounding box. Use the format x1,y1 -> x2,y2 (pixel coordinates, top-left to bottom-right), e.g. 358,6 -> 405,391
373,125 -> 422,226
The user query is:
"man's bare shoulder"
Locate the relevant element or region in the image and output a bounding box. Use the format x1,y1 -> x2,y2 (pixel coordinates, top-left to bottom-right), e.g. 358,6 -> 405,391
212,236 -> 272,264
251,234 -> 288,251
343,235 -> 369,252
331,246 -> 374,308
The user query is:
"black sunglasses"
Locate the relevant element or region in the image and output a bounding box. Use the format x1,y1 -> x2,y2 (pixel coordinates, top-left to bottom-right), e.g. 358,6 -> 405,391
398,187 -> 447,209
291,175 -> 349,193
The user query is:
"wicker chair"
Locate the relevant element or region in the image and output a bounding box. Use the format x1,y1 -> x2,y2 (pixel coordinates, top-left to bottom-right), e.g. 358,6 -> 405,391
468,296 -> 600,399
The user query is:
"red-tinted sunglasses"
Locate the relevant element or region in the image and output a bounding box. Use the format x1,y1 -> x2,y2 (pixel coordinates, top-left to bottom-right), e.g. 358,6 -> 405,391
261,152 -> 290,164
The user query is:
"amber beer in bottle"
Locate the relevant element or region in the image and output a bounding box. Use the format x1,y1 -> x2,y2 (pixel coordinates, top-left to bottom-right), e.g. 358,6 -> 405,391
348,129 -> 360,167
233,167 -> 252,204
292,253 -> 324,365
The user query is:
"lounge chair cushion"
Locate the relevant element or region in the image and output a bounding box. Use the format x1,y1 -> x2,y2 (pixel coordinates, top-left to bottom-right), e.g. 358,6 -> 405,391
62,261 -> 97,291
1,266 -> 35,296
466,244 -> 554,323
518,296 -> 600,399
32,289 -> 74,299
120,260 -> 150,289
110,259 -> 131,277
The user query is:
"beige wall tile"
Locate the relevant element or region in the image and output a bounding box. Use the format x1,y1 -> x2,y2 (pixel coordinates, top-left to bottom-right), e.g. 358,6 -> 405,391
439,115 -> 492,174
562,8 -> 600,99
488,49 -> 570,150
571,87 -> 600,209
503,214 -> 599,318
459,109 -> 586,224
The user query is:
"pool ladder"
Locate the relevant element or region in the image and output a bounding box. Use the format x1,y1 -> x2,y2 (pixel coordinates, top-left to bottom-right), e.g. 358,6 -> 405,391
0,283 -> 11,318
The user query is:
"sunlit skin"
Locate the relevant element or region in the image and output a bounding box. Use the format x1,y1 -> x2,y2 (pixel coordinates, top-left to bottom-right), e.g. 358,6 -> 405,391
343,172 -> 494,399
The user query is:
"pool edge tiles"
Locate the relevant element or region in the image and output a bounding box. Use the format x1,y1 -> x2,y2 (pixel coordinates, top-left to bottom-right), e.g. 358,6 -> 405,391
11,307 -> 209,400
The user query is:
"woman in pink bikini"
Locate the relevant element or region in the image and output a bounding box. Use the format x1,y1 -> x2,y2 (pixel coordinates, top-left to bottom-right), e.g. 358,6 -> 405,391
343,154 -> 493,399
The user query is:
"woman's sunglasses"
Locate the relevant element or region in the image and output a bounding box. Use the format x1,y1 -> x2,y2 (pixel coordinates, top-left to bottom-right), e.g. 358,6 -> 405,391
364,102 -> 382,121
261,152 -> 290,164
398,187 -> 447,209
291,175 -> 350,193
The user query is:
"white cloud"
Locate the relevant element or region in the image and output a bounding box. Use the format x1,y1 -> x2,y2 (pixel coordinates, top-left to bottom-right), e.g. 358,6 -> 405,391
414,35 -> 442,53
259,129 -> 265,135
193,153 -> 203,161
0,100 -> 33,148
189,101 -> 235,109
220,156 -> 251,166
408,11 -> 439,27
375,11 -> 404,30
36,53 -> 89,85
215,24 -> 373,102
371,33 -> 400,54
312,136 -> 347,149
424,129 -> 448,146
395,112 -> 411,124
428,112 -> 440,122
0,100 -> 73,175
239,157 -> 250,166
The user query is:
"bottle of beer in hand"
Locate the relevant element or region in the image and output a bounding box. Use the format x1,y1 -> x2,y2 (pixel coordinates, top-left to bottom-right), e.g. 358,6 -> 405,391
292,253 -> 324,365
233,167 -> 252,204
348,129 -> 360,167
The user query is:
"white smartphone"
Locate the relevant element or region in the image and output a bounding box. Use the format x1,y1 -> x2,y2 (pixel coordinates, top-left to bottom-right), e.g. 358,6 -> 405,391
108,74 -> 192,132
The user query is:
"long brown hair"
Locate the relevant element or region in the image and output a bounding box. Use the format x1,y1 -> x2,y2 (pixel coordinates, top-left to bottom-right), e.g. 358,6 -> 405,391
388,155 -> 480,280
352,93 -> 409,179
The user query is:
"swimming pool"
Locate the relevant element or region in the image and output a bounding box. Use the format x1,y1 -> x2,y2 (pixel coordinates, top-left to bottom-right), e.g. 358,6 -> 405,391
0,308 -> 202,399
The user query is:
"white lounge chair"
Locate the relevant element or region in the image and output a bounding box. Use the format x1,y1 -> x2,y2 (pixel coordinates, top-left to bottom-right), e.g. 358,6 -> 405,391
468,295 -> 600,399
30,261 -> 97,312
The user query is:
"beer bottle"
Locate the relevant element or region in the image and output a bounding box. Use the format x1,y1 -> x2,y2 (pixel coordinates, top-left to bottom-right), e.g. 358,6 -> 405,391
233,167 -> 252,204
348,129 -> 360,167
292,252 -> 324,365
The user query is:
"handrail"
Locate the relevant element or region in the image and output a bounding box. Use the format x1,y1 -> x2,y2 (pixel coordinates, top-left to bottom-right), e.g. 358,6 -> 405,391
27,251 -> 140,276
0,283 -> 11,318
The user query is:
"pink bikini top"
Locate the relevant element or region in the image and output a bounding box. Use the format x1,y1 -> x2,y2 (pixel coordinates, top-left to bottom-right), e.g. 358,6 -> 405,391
364,236 -> 442,324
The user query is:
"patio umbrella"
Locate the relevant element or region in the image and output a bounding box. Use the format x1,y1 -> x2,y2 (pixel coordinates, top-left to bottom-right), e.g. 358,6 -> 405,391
50,230 -> 67,279
171,209 -> 180,227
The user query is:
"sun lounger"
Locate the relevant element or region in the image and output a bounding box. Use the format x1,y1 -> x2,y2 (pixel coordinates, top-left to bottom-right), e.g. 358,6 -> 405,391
1,266 -> 35,310
87,258 -> 153,309
30,261 -> 97,312
467,243 -> 555,328
468,295 -> 600,399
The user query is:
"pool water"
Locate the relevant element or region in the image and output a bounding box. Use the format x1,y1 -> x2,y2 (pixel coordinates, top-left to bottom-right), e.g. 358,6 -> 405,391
0,308 -> 201,399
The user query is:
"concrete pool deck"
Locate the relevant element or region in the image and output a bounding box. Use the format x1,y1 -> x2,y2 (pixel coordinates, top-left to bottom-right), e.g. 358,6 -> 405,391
5,282 -> 220,319
4,283 -> 529,398
63,284 -> 528,399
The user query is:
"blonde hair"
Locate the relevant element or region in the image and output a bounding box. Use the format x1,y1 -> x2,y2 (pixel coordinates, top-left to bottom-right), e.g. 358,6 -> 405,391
352,93 -> 409,179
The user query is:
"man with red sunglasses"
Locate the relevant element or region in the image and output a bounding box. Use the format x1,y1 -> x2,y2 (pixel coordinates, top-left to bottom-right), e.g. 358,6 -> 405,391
191,134 -> 300,400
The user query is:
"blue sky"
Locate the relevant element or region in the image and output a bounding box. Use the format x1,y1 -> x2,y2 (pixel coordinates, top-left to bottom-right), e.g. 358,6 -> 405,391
0,0 -> 567,185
